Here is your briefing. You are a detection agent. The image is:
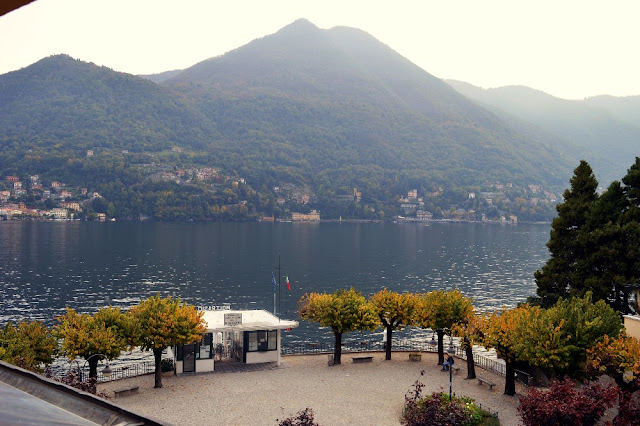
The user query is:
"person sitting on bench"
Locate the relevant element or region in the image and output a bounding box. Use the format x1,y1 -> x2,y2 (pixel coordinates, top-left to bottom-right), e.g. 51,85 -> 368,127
441,355 -> 454,371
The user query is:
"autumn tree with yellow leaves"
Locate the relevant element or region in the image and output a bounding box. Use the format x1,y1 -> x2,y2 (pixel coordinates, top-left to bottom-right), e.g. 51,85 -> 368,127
130,294 -> 206,388
370,289 -> 421,360
587,332 -> 640,424
482,304 -> 570,395
587,333 -> 640,392
417,289 -> 474,365
56,306 -> 130,378
299,288 -> 378,365
0,320 -> 57,372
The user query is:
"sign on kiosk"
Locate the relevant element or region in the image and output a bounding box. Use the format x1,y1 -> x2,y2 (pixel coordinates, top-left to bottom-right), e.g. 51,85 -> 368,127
224,313 -> 242,326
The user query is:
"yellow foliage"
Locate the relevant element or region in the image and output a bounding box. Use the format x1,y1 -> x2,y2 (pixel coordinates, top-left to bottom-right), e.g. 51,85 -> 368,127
299,288 -> 378,333
369,289 -> 421,330
417,289 -> 474,330
130,294 -> 205,350
587,333 -> 640,383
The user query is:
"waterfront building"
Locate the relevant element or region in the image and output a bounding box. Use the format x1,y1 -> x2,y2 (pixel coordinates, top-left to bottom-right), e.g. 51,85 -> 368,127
173,309 -> 298,375
291,210 -> 320,222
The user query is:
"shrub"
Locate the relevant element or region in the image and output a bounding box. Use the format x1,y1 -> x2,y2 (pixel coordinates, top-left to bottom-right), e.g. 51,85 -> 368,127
44,367 -> 108,398
518,378 -> 618,426
402,374 -> 494,426
161,358 -> 174,372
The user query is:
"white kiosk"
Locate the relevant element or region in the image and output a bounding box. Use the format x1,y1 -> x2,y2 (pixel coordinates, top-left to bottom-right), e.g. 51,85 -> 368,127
174,309 -> 298,374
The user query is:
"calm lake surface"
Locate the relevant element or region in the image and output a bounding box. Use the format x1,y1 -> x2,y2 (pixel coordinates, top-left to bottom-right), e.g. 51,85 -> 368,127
0,221 -> 550,345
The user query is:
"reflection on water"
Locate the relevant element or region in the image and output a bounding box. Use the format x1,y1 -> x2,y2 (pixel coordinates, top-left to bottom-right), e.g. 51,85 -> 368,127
0,221 -> 550,345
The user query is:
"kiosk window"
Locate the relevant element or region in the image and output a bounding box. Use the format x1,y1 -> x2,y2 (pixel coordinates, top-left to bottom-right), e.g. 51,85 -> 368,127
246,330 -> 277,352
199,333 -> 213,359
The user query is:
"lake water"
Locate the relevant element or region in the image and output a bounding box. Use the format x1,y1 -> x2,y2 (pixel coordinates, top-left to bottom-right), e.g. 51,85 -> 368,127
0,221 -> 550,345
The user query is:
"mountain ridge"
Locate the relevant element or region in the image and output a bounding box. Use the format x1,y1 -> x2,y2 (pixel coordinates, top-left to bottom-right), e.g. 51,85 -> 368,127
0,20 -> 591,221
446,79 -> 640,184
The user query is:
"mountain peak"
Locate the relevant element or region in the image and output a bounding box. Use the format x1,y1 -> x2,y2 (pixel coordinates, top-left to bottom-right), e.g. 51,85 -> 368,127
278,18 -> 319,33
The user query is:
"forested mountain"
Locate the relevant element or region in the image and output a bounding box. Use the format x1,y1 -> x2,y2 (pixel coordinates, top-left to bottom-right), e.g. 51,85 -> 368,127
446,80 -> 640,184
0,20 -> 578,221
584,95 -> 640,127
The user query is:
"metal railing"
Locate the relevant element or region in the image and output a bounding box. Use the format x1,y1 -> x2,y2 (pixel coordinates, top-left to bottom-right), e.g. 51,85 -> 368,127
283,338 -> 510,380
96,361 -> 156,382
59,338 -> 513,384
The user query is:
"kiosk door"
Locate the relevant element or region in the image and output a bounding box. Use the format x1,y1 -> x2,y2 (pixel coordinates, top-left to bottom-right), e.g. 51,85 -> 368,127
183,343 -> 196,373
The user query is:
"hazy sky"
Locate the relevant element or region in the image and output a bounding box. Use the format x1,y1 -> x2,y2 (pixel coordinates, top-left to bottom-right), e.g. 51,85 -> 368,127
1,0 -> 639,100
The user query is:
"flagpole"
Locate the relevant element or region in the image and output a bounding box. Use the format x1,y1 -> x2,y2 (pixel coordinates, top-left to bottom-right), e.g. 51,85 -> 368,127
278,254 -> 281,317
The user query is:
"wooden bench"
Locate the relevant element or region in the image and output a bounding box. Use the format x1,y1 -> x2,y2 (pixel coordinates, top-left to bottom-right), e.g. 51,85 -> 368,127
352,356 -> 373,363
477,377 -> 496,390
113,385 -> 139,397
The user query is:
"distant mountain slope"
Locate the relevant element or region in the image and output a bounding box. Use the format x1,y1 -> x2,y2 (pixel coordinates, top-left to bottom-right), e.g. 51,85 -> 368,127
162,19 -> 571,191
585,94 -> 640,127
447,80 -> 640,184
0,54 -> 216,153
139,69 -> 184,84
0,20 -> 581,221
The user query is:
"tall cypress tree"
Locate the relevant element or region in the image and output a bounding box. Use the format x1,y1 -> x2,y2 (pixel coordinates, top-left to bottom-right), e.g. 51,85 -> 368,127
622,157 -> 640,223
535,160 -> 598,307
573,181 -> 629,310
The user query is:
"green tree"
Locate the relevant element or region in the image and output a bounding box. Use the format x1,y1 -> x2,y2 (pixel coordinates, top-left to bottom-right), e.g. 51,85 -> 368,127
55,307 -> 129,378
417,289 -> 474,365
535,160 -> 599,307
130,294 -> 205,388
622,157 -> 640,223
298,288 -> 378,365
547,292 -> 622,377
370,289 -> 420,360
0,321 -> 57,372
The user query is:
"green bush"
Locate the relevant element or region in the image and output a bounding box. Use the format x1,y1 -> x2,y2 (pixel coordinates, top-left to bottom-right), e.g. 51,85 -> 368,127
403,375 -> 497,426
161,358 -> 174,372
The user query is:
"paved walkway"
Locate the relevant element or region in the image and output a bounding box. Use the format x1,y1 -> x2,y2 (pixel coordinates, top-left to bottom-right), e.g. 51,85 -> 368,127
99,352 -> 525,426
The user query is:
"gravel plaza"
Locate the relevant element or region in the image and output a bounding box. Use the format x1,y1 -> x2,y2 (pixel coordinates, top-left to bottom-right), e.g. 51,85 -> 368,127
99,352 -> 525,426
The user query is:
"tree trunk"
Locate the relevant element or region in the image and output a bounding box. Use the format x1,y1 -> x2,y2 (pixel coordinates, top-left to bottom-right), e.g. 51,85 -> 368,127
86,355 -> 99,379
333,332 -> 342,365
385,326 -> 392,360
504,358 -> 516,396
437,329 -> 444,365
153,348 -> 163,388
465,341 -> 476,379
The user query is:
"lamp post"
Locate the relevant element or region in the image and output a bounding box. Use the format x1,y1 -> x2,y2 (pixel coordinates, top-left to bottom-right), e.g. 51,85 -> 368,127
446,334 -> 456,400
72,353 -> 113,381
429,332 -> 437,349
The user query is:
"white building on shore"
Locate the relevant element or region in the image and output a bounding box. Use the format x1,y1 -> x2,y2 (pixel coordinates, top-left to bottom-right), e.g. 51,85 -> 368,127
173,309 -> 298,375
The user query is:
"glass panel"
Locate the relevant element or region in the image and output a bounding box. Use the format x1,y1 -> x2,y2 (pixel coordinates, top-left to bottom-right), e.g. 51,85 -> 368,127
248,331 -> 258,351
268,331 -> 277,350
257,330 -> 268,351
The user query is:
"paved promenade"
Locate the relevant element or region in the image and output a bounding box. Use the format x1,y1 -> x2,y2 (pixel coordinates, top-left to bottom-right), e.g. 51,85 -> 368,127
99,352 -> 525,426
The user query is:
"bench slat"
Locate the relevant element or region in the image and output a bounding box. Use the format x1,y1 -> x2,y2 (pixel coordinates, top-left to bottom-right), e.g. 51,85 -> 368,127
114,386 -> 139,396
477,377 -> 495,390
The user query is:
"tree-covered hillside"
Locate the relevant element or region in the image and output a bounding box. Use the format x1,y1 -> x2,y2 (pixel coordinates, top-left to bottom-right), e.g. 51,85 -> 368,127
447,80 -> 640,185
0,21 -> 576,221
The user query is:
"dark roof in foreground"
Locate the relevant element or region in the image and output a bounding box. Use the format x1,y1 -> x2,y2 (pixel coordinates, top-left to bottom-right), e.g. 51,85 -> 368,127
0,360 -> 166,425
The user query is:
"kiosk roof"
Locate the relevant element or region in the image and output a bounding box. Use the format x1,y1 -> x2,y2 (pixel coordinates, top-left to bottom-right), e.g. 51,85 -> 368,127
200,309 -> 299,332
